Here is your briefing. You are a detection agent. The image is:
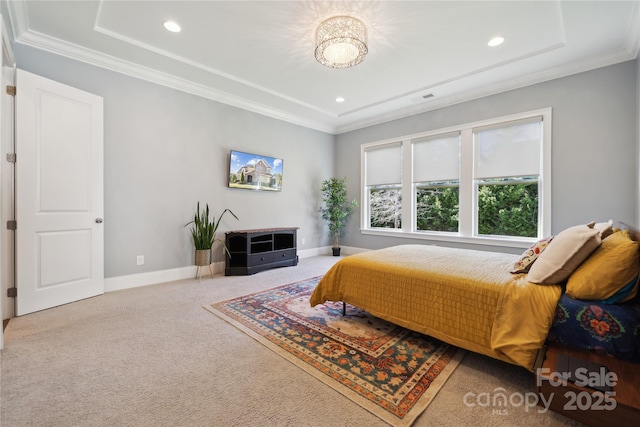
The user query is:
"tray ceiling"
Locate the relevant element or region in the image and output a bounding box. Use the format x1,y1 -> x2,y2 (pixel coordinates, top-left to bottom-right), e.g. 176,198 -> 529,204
5,1 -> 640,134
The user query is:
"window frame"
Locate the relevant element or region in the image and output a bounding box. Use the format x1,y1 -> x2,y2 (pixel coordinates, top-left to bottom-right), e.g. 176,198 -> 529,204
360,108 -> 551,249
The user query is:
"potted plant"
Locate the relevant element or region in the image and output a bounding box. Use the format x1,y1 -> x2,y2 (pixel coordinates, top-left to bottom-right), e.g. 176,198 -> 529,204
320,177 -> 358,256
185,202 -> 238,266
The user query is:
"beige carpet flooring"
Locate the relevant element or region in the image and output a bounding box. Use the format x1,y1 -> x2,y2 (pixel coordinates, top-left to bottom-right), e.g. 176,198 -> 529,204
1,255 -> 584,426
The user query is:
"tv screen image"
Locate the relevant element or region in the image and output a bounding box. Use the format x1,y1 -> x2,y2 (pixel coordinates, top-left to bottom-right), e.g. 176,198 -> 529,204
228,150 -> 283,191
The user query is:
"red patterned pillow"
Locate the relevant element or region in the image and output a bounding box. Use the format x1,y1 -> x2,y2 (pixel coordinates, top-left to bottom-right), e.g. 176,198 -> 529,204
511,236 -> 554,274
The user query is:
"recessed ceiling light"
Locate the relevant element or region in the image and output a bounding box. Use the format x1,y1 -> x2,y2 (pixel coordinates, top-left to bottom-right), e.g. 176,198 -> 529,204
163,21 -> 181,33
488,36 -> 504,47
336,97 -> 345,103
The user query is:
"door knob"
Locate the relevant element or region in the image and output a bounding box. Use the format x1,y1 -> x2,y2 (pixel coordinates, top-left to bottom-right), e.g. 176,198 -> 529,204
95,218 -> 103,223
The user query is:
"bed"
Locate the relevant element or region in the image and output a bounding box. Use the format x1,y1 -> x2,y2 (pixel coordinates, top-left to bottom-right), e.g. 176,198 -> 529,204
310,225 -> 640,424
310,222 -> 640,372
309,244 -> 562,370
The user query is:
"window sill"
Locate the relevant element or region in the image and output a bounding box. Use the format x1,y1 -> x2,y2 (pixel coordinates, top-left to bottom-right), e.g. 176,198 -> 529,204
360,228 -> 535,249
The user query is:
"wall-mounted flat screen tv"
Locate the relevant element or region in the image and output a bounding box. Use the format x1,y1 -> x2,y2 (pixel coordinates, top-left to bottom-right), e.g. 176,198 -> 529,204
228,150 -> 283,192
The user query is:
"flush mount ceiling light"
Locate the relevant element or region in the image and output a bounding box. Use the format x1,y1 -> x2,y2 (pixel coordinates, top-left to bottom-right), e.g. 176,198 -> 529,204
315,16 -> 368,69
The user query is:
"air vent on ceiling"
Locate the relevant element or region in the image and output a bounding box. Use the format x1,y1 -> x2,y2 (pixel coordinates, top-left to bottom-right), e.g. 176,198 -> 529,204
410,93 -> 435,103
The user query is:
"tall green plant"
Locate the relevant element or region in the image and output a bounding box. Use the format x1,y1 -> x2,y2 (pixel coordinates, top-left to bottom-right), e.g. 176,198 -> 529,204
185,202 -> 238,256
320,177 -> 358,248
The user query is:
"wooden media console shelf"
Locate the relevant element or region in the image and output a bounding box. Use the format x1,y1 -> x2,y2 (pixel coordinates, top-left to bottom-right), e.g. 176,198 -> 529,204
225,227 -> 298,275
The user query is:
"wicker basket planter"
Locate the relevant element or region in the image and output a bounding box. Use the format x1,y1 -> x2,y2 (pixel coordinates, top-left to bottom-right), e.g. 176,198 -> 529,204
186,202 -> 238,279
195,249 -> 211,266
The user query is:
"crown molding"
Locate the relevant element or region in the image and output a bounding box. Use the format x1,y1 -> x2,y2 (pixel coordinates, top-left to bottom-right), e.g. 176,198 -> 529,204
92,22 -> 334,117
4,0 -> 28,39
13,28 -> 337,134
6,0 -> 639,137
10,24 -> 639,137
1,15 -> 15,66
625,1 -> 640,58
335,46 -> 639,135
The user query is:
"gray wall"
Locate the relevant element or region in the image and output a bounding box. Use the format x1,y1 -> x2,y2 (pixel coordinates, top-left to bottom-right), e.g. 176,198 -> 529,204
12,43 -> 639,273
336,60 -> 638,254
14,45 -> 334,278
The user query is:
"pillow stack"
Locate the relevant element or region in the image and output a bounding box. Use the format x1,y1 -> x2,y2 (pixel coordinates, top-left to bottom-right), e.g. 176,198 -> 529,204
512,220 -> 639,304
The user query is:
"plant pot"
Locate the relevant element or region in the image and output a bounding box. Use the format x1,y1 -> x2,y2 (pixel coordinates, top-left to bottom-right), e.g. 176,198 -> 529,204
195,249 -> 212,266
332,247 -> 341,256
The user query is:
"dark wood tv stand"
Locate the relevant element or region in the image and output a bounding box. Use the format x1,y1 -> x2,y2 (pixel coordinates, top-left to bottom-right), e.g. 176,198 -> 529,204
225,227 -> 298,275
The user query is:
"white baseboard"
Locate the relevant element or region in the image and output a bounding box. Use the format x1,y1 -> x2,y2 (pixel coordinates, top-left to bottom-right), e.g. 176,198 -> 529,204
302,246 -> 368,257
339,245 -> 370,255
297,247 -> 328,258
104,262 -> 225,292
105,265 -> 194,292
103,248 -> 356,293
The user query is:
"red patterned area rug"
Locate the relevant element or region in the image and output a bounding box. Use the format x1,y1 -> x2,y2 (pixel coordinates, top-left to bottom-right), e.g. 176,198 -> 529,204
205,277 -> 465,426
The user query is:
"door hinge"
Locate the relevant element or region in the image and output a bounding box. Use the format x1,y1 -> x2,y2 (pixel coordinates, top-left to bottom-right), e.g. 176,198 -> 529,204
6,85 -> 16,96
7,287 -> 16,298
7,220 -> 16,230
6,153 -> 16,163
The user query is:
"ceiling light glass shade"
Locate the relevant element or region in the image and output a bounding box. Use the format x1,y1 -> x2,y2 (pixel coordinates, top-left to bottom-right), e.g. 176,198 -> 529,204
315,16 -> 368,69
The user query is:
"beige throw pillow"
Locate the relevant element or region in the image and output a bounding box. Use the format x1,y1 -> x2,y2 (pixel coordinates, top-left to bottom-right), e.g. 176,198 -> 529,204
527,223 -> 601,284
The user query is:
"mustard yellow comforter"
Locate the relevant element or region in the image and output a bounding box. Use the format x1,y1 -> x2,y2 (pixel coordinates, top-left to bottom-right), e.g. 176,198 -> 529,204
309,244 -> 562,370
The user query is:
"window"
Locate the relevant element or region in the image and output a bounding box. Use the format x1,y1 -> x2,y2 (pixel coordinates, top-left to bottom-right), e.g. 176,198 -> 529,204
473,118 -> 542,238
476,177 -> 538,237
370,186 -> 402,228
364,143 -> 402,229
416,182 -> 459,232
361,109 -> 550,247
413,133 -> 460,233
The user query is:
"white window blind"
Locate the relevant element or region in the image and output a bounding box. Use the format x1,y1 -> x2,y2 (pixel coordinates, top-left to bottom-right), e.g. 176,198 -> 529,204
474,117 -> 542,179
366,143 -> 402,186
412,133 -> 460,183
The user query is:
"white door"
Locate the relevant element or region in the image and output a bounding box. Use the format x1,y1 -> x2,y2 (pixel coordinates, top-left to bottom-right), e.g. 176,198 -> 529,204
15,69 -> 104,316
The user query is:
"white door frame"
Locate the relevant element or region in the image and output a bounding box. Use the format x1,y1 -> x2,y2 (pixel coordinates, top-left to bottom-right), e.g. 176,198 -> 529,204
0,13 -> 17,350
